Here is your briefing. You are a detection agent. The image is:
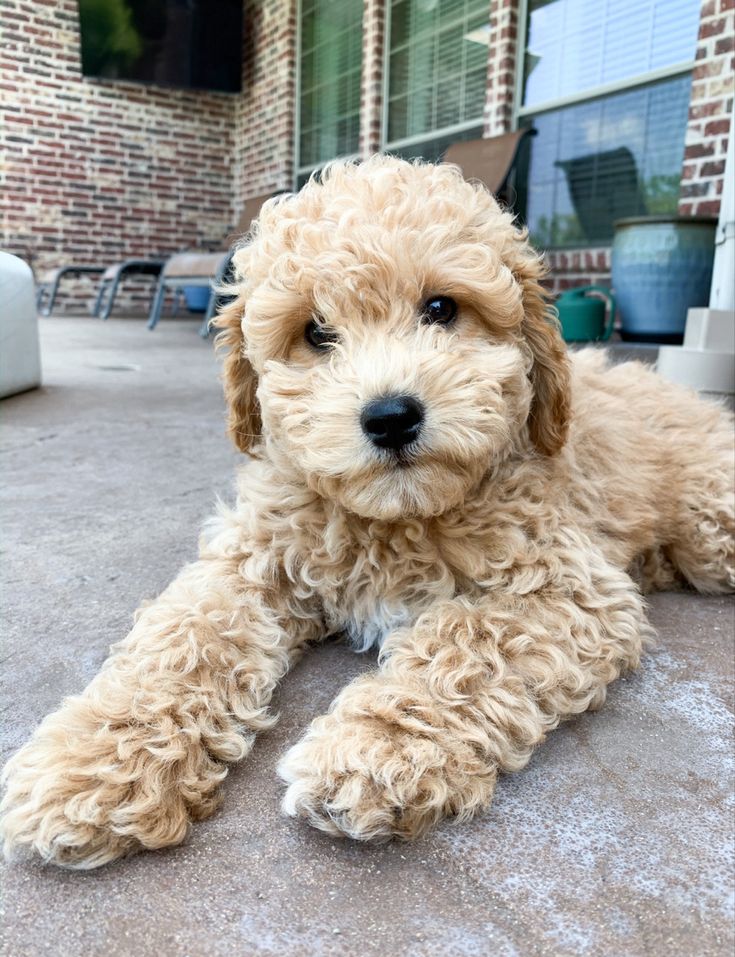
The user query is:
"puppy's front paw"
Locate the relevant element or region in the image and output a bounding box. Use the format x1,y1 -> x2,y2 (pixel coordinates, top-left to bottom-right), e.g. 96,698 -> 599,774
277,680 -> 497,841
1,699 -> 211,869
0,734 -> 139,869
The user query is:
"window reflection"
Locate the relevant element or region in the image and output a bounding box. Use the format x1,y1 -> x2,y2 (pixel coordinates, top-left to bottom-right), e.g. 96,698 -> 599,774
523,74 -> 692,247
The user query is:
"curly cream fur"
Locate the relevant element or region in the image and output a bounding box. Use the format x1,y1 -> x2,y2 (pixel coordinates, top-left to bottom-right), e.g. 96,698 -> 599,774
2,156 -> 733,867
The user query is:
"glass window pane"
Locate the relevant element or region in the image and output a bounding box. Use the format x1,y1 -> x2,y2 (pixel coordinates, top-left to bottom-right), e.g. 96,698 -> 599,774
464,65 -> 487,118
523,0 -> 700,109
298,0 -> 363,169
523,74 -> 692,248
386,0 -> 489,148
388,93 -> 410,142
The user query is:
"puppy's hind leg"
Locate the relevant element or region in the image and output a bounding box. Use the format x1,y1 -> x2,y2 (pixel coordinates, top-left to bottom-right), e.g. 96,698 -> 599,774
667,407 -> 735,594
0,555 -> 317,869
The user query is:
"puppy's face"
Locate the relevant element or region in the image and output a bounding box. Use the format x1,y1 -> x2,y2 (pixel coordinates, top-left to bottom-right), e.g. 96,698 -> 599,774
218,158 -> 569,521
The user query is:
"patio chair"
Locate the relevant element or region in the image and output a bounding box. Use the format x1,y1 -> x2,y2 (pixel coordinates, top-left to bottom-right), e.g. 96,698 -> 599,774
147,192 -> 275,337
146,251 -> 230,336
36,265 -> 105,316
36,260 -> 166,317
443,128 -> 537,210
93,259 -> 166,319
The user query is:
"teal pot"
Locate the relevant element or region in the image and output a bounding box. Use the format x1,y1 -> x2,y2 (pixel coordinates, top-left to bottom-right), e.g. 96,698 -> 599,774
556,285 -> 616,342
612,216 -> 717,343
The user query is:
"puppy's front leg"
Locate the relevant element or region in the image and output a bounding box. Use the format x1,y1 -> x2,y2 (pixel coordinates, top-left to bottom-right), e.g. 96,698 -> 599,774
280,556 -> 650,841
1,553 -> 318,869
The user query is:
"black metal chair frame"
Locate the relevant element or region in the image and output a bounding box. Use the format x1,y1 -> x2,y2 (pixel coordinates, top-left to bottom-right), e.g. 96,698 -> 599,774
36,266 -> 105,317
93,260 -> 166,320
36,261 -> 166,318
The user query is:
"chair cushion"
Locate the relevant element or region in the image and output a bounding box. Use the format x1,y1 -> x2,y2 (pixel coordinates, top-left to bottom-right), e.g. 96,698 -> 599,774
443,130 -> 534,195
162,252 -> 227,279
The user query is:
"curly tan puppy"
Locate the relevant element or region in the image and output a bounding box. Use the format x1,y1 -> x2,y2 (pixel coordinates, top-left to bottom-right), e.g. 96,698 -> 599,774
2,157 -> 733,868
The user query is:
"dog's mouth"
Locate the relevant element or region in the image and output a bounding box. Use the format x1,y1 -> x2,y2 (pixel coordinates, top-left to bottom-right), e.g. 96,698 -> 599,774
379,442 -> 422,469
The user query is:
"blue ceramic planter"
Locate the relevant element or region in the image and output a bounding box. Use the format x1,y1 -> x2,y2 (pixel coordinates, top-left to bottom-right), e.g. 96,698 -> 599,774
612,216 -> 717,343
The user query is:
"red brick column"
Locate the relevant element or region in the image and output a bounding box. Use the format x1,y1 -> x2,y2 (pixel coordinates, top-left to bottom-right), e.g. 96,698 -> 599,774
483,0 -> 521,137
234,0 -> 298,207
679,0 -> 734,217
359,0 -> 386,157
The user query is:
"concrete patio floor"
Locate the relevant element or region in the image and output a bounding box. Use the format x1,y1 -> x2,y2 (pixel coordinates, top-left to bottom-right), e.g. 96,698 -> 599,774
1,317 -> 733,957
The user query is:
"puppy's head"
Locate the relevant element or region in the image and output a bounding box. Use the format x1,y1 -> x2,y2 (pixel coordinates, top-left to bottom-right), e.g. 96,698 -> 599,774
216,157 -> 569,520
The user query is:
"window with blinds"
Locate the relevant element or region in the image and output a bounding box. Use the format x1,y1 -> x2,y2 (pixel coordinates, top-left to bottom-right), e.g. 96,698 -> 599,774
385,0 -> 490,160
298,0 -> 364,179
520,0 -> 701,249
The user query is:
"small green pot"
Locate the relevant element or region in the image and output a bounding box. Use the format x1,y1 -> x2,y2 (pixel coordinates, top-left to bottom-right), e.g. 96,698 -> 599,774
556,285 -> 616,342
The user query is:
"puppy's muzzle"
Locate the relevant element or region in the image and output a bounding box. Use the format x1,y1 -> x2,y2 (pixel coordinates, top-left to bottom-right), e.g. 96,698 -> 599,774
361,395 -> 424,451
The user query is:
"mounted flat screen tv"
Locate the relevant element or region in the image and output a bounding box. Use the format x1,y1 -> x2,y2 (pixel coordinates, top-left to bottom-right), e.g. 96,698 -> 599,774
77,0 -> 243,93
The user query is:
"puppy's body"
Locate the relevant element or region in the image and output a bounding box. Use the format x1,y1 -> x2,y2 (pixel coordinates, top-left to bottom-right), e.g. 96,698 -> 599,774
2,158 -> 733,867
215,349 -> 731,652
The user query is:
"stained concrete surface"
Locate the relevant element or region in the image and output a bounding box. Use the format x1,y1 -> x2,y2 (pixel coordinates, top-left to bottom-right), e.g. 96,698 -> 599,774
1,317 -> 733,957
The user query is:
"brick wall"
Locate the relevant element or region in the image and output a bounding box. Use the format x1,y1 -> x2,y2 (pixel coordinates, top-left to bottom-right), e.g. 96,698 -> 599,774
544,249 -> 611,297
1,0 -> 237,314
679,0 -> 734,217
233,0 -> 296,216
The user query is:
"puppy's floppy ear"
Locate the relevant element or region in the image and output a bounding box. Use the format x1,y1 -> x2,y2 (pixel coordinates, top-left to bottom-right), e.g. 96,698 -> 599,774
512,233 -> 571,456
213,290 -> 261,454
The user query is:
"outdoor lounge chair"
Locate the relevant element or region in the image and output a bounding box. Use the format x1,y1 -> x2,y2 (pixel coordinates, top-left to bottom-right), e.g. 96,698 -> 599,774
146,251 -> 230,336
147,192 -> 275,337
93,259 -> 166,320
36,260 -> 166,317
443,128 -> 537,211
37,265 -> 105,316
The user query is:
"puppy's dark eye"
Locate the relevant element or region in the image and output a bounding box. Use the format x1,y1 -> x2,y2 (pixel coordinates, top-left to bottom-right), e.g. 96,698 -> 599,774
421,296 -> 457,326
305,318 -> 339,350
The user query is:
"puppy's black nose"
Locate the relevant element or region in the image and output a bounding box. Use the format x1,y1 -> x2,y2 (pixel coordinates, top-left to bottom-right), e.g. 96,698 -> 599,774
361,395 -> 424,451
